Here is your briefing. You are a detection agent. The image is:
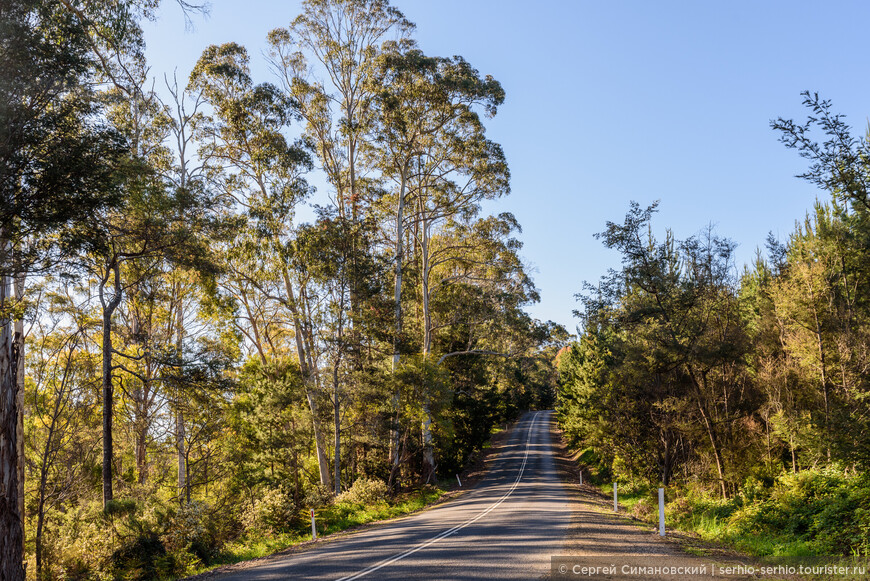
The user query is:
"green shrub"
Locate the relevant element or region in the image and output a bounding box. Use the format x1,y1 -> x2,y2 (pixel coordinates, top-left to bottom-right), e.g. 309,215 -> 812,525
709,469 -> 870,556
241,488 -> 299,535
104,498 -> 137,519
111,531 -> 173,581
741,475 -> 774,504
163,500 -> 226,568
746,470 -> 843,538
336,477 -> 388,506
49,502 -> 115,580
304,484 -> 335,508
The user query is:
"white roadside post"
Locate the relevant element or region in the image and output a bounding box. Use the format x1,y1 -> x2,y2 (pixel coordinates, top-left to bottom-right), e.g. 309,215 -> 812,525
456,474 -> 462,487
579,471 -> 583,485
613,482 -> 618,511
658,488 -> 666,536
311,508 -> 317,540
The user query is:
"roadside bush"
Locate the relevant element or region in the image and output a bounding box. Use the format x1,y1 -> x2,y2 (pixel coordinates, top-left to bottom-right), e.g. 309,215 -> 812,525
740,475 -> 774,504
304,484 -> 335,508
751,469 -> 846,536
110,531 -> 173,581
162,500 -> 226,568
336,477 -> 388,506
241,488 -> 298,535
107,499 -> 187,580
671,490 -> 738,525
737,469 -> 870,555
666,494 -> 695,525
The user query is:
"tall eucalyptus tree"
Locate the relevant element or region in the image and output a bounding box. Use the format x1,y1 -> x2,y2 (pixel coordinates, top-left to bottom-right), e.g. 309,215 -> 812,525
268,0 -> 413,489
401,69 -> 508,480
365,44 -> 506,470
188,42 -> 333,486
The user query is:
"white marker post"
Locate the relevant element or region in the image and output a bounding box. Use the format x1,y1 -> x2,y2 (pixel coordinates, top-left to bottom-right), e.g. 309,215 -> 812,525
456,474 -> 462,487
658,488 -> 665,536
613,482 -> 618,511
311,509 -> 317,541
579,471 -> 583,485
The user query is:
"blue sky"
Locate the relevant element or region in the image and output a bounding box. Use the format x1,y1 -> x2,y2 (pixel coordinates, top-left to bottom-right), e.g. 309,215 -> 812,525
142,0 -> 870,333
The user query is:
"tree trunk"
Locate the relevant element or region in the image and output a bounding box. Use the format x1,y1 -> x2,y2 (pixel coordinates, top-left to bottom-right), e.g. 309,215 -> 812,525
177,408 -> 187,502
419,218 -> 435,482
175,283 -> 188,504
100,259 -> 123,508
811,305 -> 831,461
390,166 -> 407,469
130,299 -> 146,484
305,389 -> 331,489
697,399 -> 726,499
14,271 -> 24,562
0,231 -> 25,581
35,499 -> 45,580
332,295 -> 347,497
421,401 -> 435,484
292,414 -> 300,508
421,219 -> 432,359
35,362 -> 65,580
687,367 -> 727,499
659,435 -> 672,487
281,268 -> 330,489
135,408 -> 148,484
334,362 -> 341,496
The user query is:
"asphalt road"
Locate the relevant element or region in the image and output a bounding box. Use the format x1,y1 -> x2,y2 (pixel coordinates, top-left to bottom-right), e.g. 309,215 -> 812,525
212,410 -> 571,580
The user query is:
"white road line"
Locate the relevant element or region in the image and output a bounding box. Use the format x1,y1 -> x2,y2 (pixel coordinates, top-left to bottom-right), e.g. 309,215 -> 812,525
335,412 -> 541,581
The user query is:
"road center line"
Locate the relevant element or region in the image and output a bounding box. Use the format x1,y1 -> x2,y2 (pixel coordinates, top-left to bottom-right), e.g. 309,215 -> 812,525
335,412 -> 540,581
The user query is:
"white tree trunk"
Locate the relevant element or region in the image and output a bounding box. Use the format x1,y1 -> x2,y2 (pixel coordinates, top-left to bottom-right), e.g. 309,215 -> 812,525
390,167 -> 407,468
419,217 -> 435,482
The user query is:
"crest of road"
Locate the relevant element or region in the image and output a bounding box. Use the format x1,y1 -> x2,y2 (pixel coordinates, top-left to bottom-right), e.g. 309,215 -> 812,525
209,410 -> 571,580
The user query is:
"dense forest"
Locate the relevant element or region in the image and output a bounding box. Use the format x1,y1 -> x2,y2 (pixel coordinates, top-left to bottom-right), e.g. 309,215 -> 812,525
8,0 -> 870,578
557,93 -> 870,556
0,0 -> 565,578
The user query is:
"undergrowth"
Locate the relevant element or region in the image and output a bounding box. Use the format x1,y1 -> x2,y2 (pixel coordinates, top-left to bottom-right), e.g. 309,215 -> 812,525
591,468 -> 870,557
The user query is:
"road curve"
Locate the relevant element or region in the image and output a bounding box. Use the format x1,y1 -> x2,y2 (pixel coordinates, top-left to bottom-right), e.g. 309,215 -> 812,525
212,410 -> 571,580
